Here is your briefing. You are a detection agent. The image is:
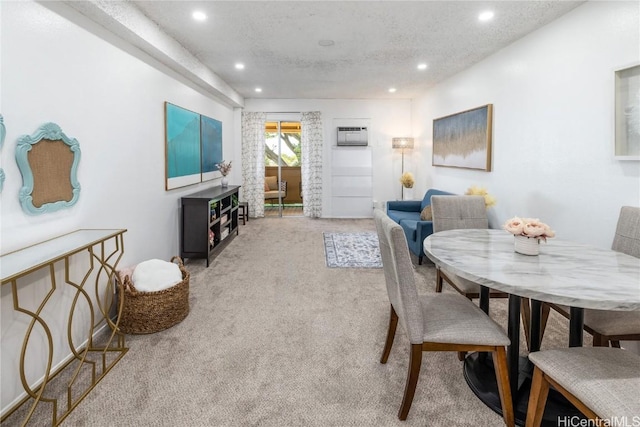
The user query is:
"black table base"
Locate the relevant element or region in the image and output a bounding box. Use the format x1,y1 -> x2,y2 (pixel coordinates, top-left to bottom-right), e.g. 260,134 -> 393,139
463,353 -> 585,426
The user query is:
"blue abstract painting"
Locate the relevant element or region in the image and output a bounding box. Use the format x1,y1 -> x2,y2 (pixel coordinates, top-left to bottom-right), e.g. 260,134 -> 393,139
201,115 -> 223,182
165,102 -> 201,190
432,104 -> 492,171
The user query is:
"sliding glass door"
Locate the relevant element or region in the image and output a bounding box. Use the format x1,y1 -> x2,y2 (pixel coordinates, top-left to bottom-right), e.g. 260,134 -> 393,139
264,121 -> 302,217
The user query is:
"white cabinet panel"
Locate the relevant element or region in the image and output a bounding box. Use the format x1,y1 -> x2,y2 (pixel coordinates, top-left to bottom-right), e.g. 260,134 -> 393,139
330,147 -> 373,218
331,166 -> 371,176
331,197 -> 373,218
332,176 -> 372,196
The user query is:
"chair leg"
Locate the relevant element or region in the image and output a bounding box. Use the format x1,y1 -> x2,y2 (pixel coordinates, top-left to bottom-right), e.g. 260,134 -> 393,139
381,305 -> 398,364
526,366 -> 550,427
418,255 -> 423,265
491,347 -> 515,427
592,333 -> 615,347
593,334 -> 619,348
592,334 -> 603,347
398,344 -> 422,421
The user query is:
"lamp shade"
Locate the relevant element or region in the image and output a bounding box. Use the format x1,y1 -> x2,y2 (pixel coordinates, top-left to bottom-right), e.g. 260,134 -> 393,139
392,137 -> 414,149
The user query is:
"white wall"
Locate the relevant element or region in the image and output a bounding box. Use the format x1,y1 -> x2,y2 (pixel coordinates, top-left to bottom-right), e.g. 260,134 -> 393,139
0,1 -> 237,413
412,1 -> 640,249
242,98 -> 412,217
1,2 -> 237,257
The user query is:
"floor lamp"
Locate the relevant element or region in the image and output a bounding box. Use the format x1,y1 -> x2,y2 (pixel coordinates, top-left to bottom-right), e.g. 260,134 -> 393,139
392,137 -> 414,199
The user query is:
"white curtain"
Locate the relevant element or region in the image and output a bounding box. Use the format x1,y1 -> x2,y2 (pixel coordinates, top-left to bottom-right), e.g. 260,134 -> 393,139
300,111 -> 323,218
241,112 -> 266,218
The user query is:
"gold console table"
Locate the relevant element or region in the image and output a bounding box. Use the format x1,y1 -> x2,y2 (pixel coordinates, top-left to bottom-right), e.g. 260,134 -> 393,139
1,229 -> 128,426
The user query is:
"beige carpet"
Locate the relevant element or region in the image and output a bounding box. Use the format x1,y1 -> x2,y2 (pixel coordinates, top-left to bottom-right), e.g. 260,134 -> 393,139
34,217 -> 577,426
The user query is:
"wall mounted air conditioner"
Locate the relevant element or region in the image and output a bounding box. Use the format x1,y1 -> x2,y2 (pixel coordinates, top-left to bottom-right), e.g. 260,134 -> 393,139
337,127 -> 368,146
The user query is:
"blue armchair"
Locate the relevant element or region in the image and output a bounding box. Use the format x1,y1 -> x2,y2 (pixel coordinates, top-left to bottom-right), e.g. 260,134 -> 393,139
386,188 -> 454,264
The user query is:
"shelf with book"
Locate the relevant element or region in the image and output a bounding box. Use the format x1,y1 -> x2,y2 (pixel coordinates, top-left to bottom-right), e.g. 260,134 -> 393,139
180,185 -> 240,267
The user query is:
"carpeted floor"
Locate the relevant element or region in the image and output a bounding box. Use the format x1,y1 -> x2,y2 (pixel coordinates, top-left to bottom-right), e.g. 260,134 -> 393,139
36,217 -> 581,426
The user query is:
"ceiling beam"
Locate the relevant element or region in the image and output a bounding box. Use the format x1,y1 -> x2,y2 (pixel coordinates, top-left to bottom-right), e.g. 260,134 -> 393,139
53,0 -> 244,108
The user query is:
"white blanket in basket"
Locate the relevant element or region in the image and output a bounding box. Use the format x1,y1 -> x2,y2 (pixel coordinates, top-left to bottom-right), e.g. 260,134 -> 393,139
131,259 -> 182,292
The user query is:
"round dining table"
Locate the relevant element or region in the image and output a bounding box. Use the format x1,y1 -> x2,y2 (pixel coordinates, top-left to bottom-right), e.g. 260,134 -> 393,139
423,229 -> 640,426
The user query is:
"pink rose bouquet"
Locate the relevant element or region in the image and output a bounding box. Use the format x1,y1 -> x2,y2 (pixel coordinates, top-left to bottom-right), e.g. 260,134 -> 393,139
503,217 -> 555,242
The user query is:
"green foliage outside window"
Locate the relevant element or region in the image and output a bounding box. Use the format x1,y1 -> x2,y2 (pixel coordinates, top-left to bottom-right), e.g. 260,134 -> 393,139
265,131 -> 301,166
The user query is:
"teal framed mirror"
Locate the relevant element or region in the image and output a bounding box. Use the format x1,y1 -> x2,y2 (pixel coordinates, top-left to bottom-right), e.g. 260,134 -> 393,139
16,122 -> 81,214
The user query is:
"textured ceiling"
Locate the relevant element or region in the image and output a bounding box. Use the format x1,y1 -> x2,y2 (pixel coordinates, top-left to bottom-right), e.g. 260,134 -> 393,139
68,1 -> 585,102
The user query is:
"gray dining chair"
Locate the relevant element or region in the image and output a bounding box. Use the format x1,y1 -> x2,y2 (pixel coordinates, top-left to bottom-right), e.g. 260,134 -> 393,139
430,195 -> 506,299
430,195 -> 536,351
373,210 -> 514,425
540,206 -> 640,347
526,347 -> 640,427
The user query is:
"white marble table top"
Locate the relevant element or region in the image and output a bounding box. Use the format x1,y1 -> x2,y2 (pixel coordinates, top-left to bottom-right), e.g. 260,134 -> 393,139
423,229 -> 640,311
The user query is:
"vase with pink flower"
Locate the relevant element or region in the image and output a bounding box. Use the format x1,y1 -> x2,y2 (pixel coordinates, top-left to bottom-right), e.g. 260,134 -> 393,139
216,160 -> 232,187
503,216 -> 555,255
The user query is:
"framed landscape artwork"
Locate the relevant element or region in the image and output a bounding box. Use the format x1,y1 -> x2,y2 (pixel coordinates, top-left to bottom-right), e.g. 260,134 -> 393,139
432,104 -> 493,171
165,102 -> 202,190
200,115 -> 223,182
614,63 -> 640,160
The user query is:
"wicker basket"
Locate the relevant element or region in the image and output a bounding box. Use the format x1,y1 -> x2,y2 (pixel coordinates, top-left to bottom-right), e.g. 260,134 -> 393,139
116,256 -> 190,334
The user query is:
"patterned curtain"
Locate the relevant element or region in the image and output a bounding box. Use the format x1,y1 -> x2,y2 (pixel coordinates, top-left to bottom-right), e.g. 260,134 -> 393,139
301,111 -> 323,218
241,112 -> 266,218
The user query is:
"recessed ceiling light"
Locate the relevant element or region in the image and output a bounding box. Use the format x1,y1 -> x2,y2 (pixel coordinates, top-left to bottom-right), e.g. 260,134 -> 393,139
255,87 -> 262,93
388,87 -> 397,93
417,63 -> 428,70
235,63 -> 245,70
478,11 -> 494,22
318,40 -> 335,47
192,11 -> 207,21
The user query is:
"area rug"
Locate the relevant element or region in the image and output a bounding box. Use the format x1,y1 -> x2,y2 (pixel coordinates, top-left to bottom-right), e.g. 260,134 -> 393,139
323,232 -> 382,268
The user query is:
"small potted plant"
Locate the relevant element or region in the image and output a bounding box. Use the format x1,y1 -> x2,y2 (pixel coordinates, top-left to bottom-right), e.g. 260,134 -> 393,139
400,172 -> 415,200
216,160 -> 232,187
